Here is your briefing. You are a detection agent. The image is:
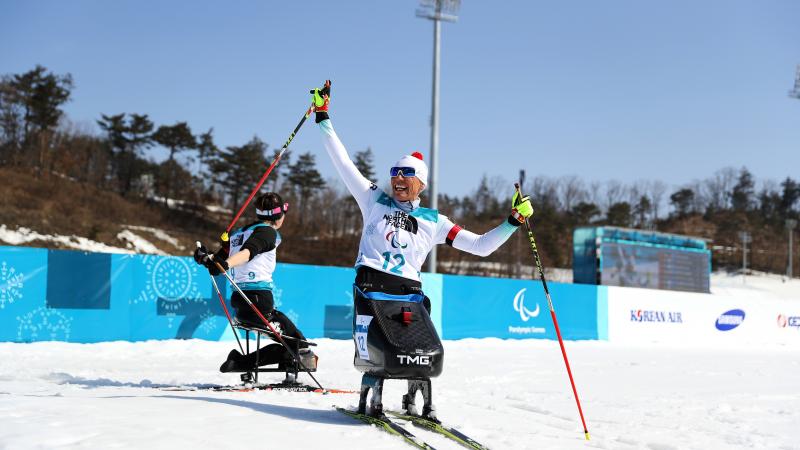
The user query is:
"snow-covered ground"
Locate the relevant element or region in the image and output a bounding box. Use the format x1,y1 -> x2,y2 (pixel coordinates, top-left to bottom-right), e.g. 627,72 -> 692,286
1,338 -> 798,450
0,224 -> 183,255
711,270 -> 800,301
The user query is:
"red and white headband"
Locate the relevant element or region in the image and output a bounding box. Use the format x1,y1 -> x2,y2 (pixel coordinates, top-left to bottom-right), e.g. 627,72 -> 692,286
256,202 -> 289,217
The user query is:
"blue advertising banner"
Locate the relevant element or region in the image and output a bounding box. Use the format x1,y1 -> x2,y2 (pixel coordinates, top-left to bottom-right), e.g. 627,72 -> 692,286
0,246 -> 600,343
441,274 -> 601,340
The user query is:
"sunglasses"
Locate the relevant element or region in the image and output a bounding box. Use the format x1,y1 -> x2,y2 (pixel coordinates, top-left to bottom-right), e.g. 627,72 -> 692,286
389,167 -> 416,178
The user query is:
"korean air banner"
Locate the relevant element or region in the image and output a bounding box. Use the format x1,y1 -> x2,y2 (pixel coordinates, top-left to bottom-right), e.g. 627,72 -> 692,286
607,286 -> 800,346
440,274 -> 602,340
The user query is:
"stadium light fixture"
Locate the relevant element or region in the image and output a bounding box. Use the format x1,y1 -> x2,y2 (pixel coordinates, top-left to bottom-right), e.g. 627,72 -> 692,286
417,0 -> 461,273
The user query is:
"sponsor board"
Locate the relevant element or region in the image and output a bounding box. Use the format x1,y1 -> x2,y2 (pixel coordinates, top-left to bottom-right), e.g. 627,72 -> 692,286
607,286 -> 800,346
715,309 -> 745,331
777,314 -> 800,329
442,275 -> 599,340
630,309 -> 683,323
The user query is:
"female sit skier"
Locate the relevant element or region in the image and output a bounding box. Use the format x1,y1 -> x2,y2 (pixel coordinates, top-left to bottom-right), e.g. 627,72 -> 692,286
311,81 -> 533,418
194,192 -> 316,383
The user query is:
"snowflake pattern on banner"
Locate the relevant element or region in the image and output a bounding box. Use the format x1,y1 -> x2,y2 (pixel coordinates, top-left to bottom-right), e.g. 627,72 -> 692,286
343,289 -> 354,321
284,309 -> 300,325
131,255 -> 204,329
272,286 -> 284,309
198,310 -> 218,334
17,307 -> 72,341
269,287 -> 300,324
0,261 -> 24,309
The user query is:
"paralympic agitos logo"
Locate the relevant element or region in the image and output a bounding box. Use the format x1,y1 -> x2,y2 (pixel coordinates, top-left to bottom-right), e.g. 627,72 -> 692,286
513,288 -> 540,322
385,231 -> 408,249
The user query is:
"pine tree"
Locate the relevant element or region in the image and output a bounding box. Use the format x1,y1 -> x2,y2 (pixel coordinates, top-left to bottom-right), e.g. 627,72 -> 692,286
0,65 -> 73,171
606,202 -> 632,227
670,188 -> 695,217
97,113 -> 154,197
731,167 -> 755,211
353,147 -> 376,181
152,122 -> 197,205
287,152 -> 326,223
211,136 -> 269,217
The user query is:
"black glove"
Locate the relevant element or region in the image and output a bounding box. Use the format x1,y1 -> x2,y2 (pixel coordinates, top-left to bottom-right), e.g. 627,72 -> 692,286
310,80 -> 331,123
206,257 -> 228,276
193,243 -> 210,265
194,242 -> 228,276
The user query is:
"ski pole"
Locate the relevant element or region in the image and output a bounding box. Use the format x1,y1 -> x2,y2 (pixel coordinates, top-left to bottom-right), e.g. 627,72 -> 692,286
212,260 -> 326,392
209,272 -> 246,354
221,106 -> 314,242
202,244 -> 316,347
208,272 -> 315,347
515,182 -> 590,441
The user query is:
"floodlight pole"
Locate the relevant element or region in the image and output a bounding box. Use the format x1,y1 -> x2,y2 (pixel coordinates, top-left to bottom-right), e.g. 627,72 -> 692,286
787,219 -> 797,279
788,64 -> 800,100
788,66 -> 799,279
430,17 -> 441,274
739,231 -> 751,284
417,0 -> 459,273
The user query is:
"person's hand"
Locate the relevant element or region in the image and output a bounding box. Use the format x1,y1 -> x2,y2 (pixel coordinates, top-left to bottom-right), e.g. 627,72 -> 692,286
194,242 -> 228,275
509,191 -> 534,225
193,243 -> 210,265
310,80 -> 331,123
207,257 -> 229,276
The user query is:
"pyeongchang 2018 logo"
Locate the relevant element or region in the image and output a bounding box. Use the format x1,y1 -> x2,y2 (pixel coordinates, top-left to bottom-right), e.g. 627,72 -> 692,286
509,288 -> 545,335
715,309 -> 745,331
630,309 -> 683,323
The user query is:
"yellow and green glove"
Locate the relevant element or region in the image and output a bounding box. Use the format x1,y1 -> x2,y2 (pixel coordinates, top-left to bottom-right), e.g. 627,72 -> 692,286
310,80 -> 331,123
508,191 -> 534,226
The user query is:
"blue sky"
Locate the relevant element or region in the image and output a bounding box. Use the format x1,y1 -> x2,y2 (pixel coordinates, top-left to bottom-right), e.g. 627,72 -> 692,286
1,0 -> 799,198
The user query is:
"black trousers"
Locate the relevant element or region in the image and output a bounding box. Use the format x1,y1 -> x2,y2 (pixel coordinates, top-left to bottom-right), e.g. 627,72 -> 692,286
355,266 -> 431,313
230,289 -> 307,367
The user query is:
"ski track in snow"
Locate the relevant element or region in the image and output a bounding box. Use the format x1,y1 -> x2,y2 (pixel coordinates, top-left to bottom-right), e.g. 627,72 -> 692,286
0,339 -> 798,450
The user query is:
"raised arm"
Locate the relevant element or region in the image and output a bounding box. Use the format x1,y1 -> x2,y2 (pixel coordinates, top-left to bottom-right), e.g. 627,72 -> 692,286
312,80 -> 374,213
435,190 -> 534,257
318,120 -> 374,212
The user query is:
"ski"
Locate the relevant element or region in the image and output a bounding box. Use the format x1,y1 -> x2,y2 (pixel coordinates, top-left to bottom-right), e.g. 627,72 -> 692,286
159,383 -> 356,394
387,411 -> 490,450
336,407 -> 437,450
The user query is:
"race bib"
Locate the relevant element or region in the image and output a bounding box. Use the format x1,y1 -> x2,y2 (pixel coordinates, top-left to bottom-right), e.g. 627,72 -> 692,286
354,315 -> 373,361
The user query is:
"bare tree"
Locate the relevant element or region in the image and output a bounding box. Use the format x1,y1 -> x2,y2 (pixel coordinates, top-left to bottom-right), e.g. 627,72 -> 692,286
688,179 -> 707,213
604,180 -> 625,212
647,180 -> 668,221
588,180 -> 603,213
704,167 -> 737,211
559,175 -> 586,212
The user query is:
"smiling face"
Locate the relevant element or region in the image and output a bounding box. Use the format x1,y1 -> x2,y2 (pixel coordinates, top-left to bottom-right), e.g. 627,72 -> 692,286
391,173 -> 424,203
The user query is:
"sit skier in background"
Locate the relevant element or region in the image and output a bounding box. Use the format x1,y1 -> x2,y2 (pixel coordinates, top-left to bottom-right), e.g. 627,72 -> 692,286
194,192 -> 317,383
311,80 -> 533,418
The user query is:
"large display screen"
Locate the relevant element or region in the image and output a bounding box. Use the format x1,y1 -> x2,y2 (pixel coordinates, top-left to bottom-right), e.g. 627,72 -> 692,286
600,242 -> 710,293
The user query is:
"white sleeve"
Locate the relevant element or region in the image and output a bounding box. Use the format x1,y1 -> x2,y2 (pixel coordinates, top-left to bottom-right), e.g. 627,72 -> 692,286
318,119 -> 374,213
435,215 -> 519,257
